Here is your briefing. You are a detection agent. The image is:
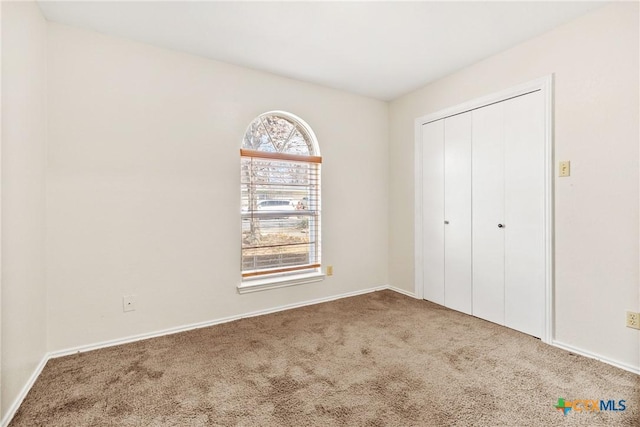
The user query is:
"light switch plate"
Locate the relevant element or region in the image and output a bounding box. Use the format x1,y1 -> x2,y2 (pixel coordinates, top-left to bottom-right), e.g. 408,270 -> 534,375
559,161 -> 570,177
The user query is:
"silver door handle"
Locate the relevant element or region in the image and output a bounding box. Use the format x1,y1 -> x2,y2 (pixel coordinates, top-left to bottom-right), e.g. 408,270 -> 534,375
444,221 -> 450,225
498,224 -> 505,228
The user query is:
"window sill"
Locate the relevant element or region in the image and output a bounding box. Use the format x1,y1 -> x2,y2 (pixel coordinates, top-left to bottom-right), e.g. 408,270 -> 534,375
237,271 -> 325,294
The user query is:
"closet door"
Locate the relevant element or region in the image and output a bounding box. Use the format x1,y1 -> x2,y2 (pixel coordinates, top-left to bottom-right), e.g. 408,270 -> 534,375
472,91 -> 545,338
504,91 -> 545,337
443,113 -> 472,314
422,120 -> 445,305
420,85 -> 547,339
472,102 -> 505,326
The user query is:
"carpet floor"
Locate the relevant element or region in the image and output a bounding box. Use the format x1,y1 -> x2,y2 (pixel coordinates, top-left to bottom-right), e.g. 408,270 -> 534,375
10,290 -> 640,426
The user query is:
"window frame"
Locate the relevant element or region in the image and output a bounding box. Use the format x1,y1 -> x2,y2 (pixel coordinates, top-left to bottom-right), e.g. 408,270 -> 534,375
238,111 -> 324,293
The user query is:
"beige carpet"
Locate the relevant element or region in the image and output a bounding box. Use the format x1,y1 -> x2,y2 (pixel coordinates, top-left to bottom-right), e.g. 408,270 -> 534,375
10,290 -> 640,426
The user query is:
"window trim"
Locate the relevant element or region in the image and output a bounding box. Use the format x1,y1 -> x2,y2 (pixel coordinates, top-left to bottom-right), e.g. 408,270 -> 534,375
237,270 -> 325,294
239,111 -> 322,292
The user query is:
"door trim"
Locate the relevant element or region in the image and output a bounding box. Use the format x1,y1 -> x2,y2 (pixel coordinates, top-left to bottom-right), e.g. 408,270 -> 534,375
414,75 -> 554,343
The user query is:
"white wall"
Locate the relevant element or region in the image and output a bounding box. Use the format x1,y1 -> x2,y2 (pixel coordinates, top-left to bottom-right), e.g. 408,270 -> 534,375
389,3 -> 639,370
1,0 -> 48,418
45,23 -> 389,351
2,4 -> 636,423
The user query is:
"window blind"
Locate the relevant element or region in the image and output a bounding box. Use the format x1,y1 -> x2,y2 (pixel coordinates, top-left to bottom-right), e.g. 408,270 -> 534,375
241,149 -> 321,278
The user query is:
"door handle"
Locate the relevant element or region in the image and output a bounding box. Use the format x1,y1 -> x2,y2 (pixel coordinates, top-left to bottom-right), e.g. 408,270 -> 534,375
498,224 -> 505,228
444,221 -> 450,225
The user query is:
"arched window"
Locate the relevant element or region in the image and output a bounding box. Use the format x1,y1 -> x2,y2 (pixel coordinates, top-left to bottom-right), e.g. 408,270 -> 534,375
240,111 -> 321,287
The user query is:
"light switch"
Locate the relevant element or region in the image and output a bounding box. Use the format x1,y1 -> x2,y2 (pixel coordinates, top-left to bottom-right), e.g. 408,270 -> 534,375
559,161 -> 570,177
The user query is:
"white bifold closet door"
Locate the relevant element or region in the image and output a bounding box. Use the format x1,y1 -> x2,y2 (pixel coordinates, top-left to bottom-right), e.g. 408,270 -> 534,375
422,89 -> 545,339
503,91 -> 545,337
472,91 -> 545,338
471,102 -> 506,326
421,112 -> 472,315
443,113 -> 472,314
422,120 -> 445,305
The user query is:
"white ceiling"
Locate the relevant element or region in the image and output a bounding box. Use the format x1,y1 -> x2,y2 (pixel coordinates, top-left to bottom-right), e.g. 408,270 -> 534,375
36,1 -> 607,101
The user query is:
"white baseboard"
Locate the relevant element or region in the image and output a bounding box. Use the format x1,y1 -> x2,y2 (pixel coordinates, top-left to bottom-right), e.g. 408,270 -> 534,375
13,286 -> 634,427
4,285 -> 392,426
48,285 -> 418,360
1,354 -> 49,427
552,340 -> 640,375
387,285 -> 417,299
48,285 -> 390,359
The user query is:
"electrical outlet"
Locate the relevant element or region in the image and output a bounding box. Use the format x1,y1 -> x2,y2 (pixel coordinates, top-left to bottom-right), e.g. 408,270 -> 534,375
326,265 -> 333,276
626,311 -> 640,329
123,295 -> 136,312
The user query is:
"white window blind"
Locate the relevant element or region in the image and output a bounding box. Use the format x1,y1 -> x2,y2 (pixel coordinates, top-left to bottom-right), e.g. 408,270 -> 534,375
240,112 -> 321,279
